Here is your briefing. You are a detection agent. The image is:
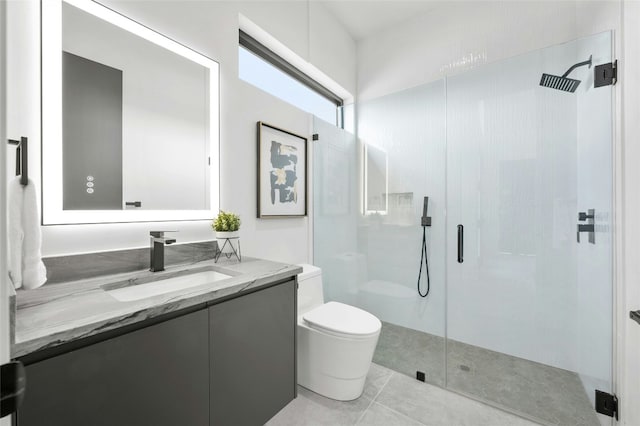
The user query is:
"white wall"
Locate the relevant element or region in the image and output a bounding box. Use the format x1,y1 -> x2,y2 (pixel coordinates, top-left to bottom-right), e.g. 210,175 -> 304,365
0,0 -> 9,423
309,1 -> 356,97
357,1 -> 620,101
619,2 -> 640,425
8,0 -> 356,263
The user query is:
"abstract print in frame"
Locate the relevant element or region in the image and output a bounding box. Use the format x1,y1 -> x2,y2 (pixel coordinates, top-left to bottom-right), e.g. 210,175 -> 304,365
257,122 -> 308,217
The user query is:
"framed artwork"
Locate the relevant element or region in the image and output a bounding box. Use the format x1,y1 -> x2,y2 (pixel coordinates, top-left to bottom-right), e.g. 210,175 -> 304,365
257,121 -> 308,218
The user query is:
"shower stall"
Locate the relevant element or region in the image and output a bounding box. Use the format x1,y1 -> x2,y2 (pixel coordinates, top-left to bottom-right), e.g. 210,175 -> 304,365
313,32 -> 613,426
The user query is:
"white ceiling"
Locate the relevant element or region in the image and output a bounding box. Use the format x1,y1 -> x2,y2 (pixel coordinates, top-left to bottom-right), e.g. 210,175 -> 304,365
319,1 -> 444,41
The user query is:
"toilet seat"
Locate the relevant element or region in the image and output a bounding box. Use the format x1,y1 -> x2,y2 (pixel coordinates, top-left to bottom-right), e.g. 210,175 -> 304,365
302,301 -> 381,338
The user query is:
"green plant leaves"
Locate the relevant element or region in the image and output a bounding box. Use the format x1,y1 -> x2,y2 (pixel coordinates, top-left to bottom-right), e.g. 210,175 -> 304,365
212,210 -> 241,232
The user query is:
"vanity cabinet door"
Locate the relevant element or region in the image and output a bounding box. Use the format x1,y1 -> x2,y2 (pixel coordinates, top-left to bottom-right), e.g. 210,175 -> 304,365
17,309 -> 209,426
209,279 -> 297,426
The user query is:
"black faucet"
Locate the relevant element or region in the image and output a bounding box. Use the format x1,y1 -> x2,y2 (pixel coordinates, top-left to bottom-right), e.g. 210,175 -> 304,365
149,231 -> 177,272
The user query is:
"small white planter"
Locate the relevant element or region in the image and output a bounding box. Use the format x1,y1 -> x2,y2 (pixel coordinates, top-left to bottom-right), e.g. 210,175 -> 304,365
215,231 -> 239,254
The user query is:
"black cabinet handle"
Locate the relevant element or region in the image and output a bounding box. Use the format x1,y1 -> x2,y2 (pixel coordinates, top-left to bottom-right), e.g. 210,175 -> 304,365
457,224 -> 464,263
1,361 -> 26,418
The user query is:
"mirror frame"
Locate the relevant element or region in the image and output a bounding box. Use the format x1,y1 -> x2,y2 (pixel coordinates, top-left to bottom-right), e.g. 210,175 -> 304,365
42,0 -> 219,224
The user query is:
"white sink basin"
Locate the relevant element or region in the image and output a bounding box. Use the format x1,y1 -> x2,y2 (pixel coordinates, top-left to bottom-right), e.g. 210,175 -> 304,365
106,270 -> 232,302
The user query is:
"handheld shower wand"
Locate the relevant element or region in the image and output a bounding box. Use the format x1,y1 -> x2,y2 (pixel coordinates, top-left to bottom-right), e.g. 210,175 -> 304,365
417,197 -> 432,298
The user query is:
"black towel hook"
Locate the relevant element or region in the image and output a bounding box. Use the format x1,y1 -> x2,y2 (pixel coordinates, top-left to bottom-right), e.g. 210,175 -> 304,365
7,137 -> 28,186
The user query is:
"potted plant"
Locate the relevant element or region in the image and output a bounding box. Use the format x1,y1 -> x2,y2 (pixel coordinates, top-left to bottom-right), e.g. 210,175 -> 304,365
212,210 -> 241,255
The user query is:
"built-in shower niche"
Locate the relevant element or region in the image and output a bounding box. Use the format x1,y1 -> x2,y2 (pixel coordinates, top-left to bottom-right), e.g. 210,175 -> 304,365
385,192 -> 415,226
315,31 -> 613,426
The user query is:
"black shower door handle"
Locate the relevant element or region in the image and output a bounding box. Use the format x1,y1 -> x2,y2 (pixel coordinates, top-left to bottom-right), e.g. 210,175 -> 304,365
457,224 -> 464,263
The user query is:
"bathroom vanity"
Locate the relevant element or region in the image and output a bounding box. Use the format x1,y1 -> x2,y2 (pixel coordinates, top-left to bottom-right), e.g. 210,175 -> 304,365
12,258 -> 301,426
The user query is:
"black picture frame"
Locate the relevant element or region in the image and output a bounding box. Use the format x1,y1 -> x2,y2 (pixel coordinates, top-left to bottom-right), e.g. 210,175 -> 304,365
257,121 -> 308,218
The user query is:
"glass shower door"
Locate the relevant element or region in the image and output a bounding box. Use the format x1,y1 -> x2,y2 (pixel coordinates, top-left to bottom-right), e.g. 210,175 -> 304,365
445,32 -> 613,426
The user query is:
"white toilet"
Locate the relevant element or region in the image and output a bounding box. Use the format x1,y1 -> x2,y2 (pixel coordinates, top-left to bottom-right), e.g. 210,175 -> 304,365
296,264 -> 381,401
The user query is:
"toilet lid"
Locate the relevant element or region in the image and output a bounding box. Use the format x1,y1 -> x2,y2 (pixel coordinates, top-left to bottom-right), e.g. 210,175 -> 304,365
303,301 -> 381,337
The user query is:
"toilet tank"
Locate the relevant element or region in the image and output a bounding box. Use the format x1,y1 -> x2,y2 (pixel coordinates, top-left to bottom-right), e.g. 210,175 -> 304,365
297,264 -> 324,315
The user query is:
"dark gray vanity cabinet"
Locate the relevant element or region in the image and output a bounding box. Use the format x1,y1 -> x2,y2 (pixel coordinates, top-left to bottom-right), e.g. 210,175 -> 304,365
16,278 -> 297,426
210,279 -> 297,426
17,309 -> 209,426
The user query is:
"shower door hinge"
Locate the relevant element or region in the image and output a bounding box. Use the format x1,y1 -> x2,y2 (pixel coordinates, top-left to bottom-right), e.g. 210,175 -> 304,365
595,390 -> 618,420
312,134 -> 319,141
594,60 -> 617,87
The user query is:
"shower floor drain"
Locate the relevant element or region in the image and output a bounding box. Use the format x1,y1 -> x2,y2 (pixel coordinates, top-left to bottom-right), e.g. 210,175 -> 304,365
459,364 -> 471,372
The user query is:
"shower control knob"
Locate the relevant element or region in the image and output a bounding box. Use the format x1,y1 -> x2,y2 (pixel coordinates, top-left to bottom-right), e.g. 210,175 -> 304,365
578,211 -> 594,221
577,209 -> 596,244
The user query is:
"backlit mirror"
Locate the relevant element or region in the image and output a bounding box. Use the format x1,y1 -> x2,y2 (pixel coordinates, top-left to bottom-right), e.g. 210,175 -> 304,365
42,0 -> 219,224
363,143 -> 388,215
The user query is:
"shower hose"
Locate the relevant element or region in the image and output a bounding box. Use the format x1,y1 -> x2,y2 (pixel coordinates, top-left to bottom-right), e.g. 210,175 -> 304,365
417,226 -> 430,298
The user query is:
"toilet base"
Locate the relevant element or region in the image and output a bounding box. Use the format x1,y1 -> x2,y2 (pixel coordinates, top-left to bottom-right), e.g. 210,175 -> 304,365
299,373 -> 367,401
297,320 -> 380,402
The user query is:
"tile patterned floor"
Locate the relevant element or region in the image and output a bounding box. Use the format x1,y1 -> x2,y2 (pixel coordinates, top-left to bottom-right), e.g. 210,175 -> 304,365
267,363 -> 541,426
373,322 -> 600,426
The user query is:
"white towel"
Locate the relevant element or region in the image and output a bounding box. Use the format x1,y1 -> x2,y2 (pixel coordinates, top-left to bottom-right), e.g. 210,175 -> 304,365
8,177 -> 24,288
21,178 -> 47,289
8,177 -> 47,289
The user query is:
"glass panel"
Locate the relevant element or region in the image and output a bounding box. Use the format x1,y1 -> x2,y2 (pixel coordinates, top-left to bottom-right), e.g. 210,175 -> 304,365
313,116 -> 359,292
445,32 -> 612,426
354,81 -> 447,386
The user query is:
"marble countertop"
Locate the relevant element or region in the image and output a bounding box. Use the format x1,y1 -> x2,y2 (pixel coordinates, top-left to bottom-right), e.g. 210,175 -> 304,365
13,257 -> 302,358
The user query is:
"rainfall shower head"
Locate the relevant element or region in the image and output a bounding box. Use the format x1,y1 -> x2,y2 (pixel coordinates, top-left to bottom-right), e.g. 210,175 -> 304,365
539,74 -> 581,92
539,55 -> 592,93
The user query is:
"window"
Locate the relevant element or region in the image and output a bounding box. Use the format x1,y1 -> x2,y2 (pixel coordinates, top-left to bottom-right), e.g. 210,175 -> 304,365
239,30 -> 343,126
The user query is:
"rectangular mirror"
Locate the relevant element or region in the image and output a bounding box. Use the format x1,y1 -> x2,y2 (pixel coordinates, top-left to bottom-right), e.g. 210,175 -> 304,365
363,143 -> 388,215
42,0 -> 219,224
